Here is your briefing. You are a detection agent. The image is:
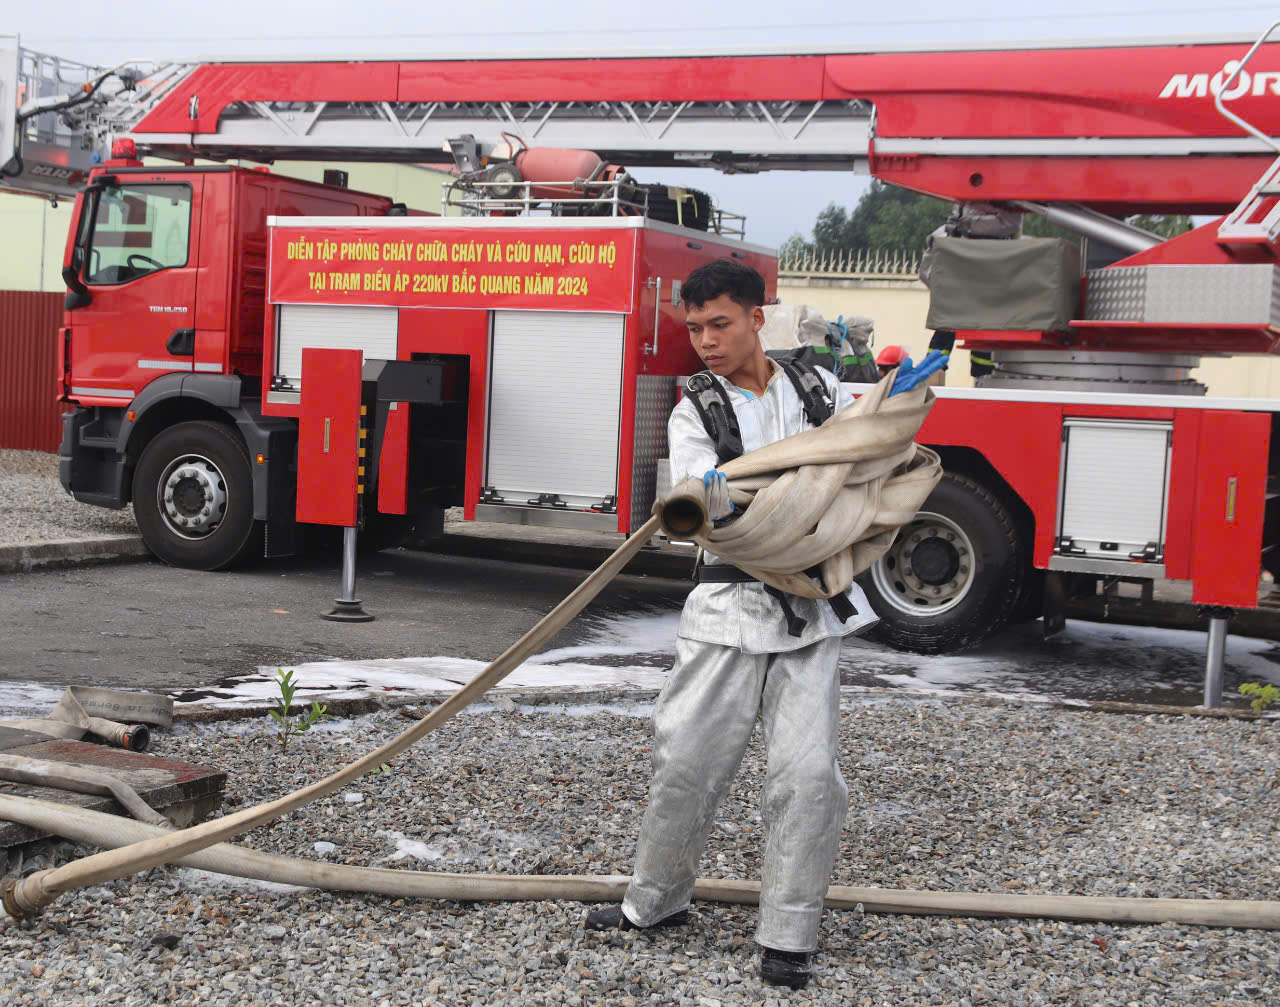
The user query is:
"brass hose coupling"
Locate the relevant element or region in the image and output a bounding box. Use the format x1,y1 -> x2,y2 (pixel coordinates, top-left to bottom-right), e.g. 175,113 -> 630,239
1,871 -> 52,922
2,877 -> 26,921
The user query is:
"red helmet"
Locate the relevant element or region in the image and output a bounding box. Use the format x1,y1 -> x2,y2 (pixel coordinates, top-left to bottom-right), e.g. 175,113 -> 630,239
875,344 -> 908,367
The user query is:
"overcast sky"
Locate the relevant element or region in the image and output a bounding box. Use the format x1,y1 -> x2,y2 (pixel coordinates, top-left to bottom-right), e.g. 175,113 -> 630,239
11,1 -> 1279,246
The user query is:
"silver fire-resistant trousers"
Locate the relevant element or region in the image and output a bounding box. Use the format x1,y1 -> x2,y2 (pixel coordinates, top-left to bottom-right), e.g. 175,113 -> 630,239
621,634 -> 848,952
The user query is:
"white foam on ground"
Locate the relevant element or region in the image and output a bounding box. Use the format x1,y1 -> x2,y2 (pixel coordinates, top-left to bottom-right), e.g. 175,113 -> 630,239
375,829 -> 446,862
149,608 -> 684,711
529,609 -> 681,665
343,792 -> 365,804
163,656 -> 670,711
841,618 -> 1280,701
0,681 -> 68,718
6,610 -> 1280,722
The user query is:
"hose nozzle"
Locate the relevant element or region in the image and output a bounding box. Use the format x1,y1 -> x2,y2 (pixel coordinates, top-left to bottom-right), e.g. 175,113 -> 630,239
655,477 -> 710,540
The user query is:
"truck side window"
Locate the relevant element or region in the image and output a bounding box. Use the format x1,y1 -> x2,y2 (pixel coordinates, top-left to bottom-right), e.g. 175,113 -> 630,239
85,183 -> 192,285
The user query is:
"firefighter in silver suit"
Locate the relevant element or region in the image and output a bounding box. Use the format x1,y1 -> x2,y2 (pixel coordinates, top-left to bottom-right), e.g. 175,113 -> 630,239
584,260 -> 878,991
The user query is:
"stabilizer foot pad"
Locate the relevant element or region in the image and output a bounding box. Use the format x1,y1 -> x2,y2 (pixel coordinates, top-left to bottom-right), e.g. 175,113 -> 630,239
322,599 -> 375,622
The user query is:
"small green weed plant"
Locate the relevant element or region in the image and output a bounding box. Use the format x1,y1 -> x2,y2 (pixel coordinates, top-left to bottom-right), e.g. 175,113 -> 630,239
269,667 -> 331,752
1238,681 -> 1280,713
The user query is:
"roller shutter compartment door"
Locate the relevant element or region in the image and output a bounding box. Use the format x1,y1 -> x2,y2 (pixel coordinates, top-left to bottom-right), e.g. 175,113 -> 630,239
486,310 -> 625,510
275,304 -> 398,392
1058,419 -> 1172,558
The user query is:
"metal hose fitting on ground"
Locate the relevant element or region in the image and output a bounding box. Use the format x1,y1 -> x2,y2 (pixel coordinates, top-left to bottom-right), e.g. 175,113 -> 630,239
0,686 -> 170,751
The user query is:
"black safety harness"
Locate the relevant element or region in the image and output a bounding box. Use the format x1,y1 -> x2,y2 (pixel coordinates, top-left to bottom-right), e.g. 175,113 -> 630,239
685,351 -> 860,637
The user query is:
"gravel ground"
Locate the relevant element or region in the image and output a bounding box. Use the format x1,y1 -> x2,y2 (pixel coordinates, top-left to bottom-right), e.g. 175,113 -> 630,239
0,449 -> 137,544
3,697 -> 1279,1005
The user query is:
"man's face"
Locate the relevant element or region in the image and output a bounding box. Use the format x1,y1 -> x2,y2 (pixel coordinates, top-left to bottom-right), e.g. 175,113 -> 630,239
684,294 -> 765,376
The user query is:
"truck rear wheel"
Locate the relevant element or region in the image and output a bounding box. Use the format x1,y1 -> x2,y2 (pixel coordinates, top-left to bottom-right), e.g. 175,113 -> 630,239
133,421 -> 261,570
859,472 -> 1024,654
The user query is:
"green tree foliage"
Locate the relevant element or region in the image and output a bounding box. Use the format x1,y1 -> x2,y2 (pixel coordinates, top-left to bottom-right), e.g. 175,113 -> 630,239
1128,214 -> 1194,238
793,182 -> 1195,257
861,188 -> 953,252
1020,214 -> 1079,242
811,203 -> 853,254
778,231 -> 813,260
806,181 -> 951,256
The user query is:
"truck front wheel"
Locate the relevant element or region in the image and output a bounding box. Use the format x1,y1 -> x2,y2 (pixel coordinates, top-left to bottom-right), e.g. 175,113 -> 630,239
133,421 -> 261,570
859,471 -> 1024,654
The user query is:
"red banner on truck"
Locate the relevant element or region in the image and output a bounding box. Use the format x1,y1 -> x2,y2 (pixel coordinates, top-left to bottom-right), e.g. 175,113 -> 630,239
269,224 -> 637,312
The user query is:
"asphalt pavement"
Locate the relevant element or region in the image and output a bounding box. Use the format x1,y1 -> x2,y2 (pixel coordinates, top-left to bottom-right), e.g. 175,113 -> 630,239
0,547 -> 689,697
5,542 -> 1280,718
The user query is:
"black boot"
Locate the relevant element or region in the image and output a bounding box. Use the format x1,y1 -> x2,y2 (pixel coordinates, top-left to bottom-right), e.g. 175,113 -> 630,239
583,904 -> 690,932
760,946 -> 816,989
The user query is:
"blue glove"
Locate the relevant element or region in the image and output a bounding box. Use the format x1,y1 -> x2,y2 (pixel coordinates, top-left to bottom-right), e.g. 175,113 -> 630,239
826,316 -> 850,356
889,349 -> 949,396
702,468 -> 734,520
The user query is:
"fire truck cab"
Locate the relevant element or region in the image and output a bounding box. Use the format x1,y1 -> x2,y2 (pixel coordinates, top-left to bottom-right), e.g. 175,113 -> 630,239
55,160 -> 408,568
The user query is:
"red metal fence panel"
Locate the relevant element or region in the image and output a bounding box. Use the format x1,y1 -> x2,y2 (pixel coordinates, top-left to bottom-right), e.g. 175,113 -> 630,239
0,290 -> 67,453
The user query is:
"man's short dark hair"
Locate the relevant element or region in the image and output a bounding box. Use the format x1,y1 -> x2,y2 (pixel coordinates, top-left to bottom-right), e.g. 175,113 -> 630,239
682,259 -> 765,312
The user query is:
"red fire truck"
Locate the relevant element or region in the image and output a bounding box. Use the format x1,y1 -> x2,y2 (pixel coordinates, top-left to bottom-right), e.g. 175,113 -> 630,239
5,28 -> 1280,668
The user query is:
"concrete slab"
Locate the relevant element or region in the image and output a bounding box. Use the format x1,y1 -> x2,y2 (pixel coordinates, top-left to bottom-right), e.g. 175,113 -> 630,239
0,536 -> 150,575
0,740 -> 225,848
0,727 -> 58,752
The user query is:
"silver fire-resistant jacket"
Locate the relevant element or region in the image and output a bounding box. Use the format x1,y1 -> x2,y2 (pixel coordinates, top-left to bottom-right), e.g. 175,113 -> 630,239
668,359 -> 879,653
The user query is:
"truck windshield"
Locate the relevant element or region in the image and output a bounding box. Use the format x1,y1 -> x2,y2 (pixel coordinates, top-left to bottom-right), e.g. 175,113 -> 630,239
85,183 -> 192,285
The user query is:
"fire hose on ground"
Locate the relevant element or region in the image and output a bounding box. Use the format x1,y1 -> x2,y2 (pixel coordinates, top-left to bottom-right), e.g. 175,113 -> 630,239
5,793 -> 1276,929
4,377 -> 1280,930
0,754 -> 172,830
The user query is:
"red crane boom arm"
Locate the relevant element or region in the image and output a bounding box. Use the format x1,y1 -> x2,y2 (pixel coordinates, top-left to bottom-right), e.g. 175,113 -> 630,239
119,37 -> 1280,214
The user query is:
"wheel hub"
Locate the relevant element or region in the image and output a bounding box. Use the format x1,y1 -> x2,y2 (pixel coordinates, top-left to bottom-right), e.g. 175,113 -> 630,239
910,537 -> 960,585
159,454 -> 228,540
869,512 -> 976,616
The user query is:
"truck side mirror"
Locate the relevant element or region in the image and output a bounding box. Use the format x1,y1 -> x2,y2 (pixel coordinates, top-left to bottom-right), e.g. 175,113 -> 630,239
63,244 -> 92,309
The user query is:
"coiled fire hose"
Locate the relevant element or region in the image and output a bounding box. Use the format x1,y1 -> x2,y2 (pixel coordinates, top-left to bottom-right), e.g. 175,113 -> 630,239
658,370 -> 943,595
5,377 -> 1280,930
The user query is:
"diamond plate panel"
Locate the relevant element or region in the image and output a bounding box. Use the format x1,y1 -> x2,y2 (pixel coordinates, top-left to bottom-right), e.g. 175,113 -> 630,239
630,375 -> 677,531
1086,265 -> 1280,325
1084,267 -> 1146,322
1145,265 -> 1278,324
